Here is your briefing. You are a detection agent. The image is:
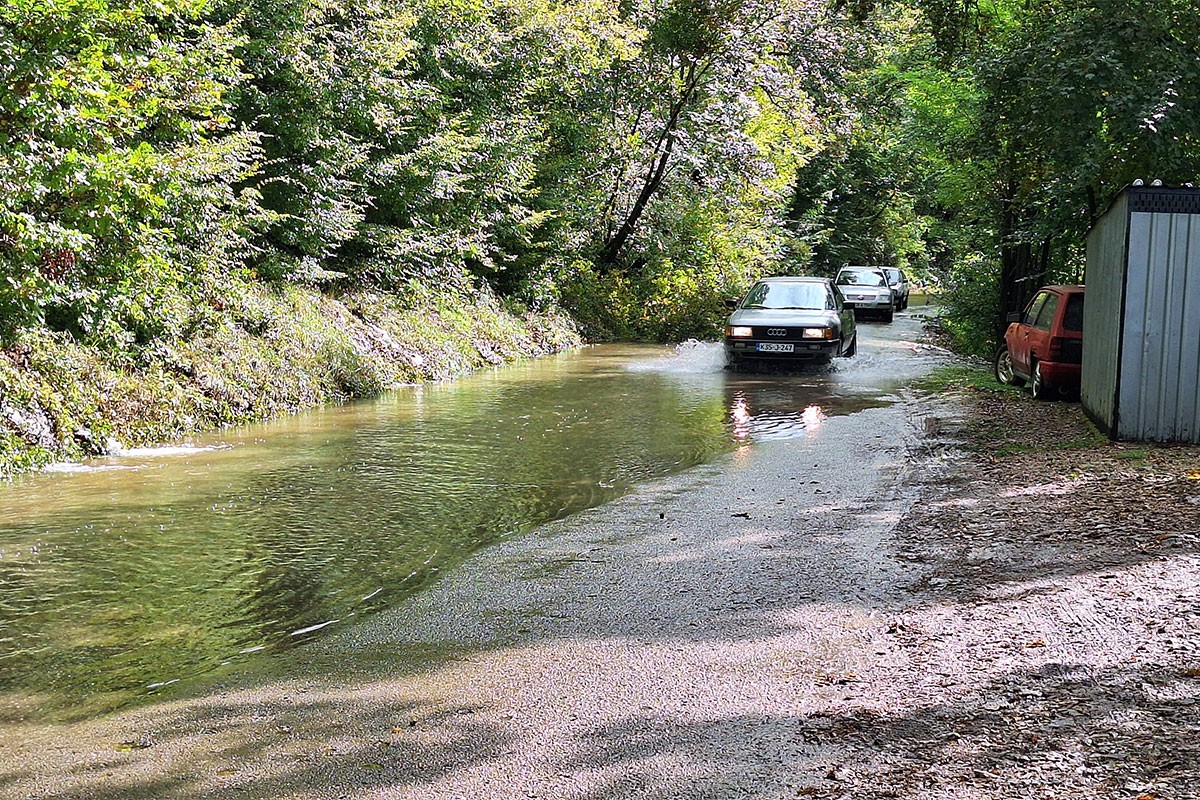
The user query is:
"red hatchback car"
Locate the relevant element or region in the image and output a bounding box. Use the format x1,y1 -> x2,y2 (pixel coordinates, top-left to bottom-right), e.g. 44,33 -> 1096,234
994,285 -> 1084,399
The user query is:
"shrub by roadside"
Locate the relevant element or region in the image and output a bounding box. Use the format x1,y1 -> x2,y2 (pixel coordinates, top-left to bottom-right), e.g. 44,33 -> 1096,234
0,283 -> 580,478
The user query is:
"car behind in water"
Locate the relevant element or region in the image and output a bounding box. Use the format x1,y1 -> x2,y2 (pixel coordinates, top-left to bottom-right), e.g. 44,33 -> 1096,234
835,266 -> 895,322
724,277 -> 857,369
883,267 -> 910,310
994,284 -> 1084,399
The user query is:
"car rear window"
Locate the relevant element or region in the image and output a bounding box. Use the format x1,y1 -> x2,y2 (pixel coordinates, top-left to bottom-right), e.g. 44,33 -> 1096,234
1062,293 -> 1084,331
1033,293 -> 1059,331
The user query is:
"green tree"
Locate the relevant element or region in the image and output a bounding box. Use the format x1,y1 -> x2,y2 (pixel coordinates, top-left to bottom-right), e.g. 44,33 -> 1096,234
0,0 -> 261,345
800,0 -> 1200,352
973,0 -> 1200,321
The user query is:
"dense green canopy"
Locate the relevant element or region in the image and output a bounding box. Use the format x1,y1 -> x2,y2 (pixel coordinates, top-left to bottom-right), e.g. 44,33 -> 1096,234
2,0 -> 1198,348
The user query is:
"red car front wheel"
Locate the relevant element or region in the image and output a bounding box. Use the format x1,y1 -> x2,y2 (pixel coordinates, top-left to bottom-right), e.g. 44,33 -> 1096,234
994,345 -> 1026,387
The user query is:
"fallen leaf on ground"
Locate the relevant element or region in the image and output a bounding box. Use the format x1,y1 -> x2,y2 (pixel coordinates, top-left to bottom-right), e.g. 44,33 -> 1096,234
115,739 -> 152,752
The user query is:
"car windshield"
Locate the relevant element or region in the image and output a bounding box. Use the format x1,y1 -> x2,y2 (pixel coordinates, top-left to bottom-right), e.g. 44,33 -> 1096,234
741,282 -> 830,310
836,270 -> 886,288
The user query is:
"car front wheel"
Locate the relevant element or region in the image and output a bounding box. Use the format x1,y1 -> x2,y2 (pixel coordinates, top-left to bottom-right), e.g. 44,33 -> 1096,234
994,345 -> 1025,387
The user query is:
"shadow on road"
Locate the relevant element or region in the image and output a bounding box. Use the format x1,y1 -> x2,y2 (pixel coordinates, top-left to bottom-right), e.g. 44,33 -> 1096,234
4,396 -> 1199,799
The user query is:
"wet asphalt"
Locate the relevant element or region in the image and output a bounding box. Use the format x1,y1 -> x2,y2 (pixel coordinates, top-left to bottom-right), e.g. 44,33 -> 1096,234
0,309 -> 952,800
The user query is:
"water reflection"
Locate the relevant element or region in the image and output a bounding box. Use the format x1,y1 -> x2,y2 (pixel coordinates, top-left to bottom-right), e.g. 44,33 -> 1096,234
720,371 -> 883,442
0,342 -> 901,721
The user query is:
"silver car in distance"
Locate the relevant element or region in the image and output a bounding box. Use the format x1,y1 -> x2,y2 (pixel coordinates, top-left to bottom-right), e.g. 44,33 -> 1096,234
835,266 -> 895,322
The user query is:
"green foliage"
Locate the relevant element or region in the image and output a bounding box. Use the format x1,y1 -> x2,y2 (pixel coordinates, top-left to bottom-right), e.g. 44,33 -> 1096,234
954,0 -> 1200,310
938,254 -> 1000,357
909,363 -> 1003,394
972,0 -> 1200,245
785,6 -> 941,278
0,0 -> 262,346
0,0 -> 860,356
4,0 -> 1196,371
787,0 -> 1200,346
230,0 -> 413,280
8,0 -> 1198,471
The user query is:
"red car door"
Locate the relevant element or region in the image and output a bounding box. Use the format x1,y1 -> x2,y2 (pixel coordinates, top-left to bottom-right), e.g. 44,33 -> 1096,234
1025,290 -> 1061,369
1009,291 -> 1050,375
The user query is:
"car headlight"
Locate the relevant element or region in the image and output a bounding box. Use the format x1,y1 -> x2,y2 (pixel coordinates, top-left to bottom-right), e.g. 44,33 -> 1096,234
727,326 -> 753,338
802,327 -> 833,339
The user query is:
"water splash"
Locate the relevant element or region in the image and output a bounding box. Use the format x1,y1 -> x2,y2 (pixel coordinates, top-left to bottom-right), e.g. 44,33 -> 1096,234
625,339 -> 727,374
109,444 -> 232,458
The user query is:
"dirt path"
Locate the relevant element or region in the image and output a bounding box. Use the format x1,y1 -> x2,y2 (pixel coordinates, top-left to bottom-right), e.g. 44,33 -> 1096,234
2,384 -> 1198,800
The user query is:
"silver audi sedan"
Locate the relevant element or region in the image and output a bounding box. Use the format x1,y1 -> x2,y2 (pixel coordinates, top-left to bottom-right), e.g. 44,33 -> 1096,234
724,276 -> 857,370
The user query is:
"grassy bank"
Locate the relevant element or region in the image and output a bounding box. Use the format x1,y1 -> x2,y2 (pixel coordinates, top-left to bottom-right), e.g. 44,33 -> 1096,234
0,284 -> 580,477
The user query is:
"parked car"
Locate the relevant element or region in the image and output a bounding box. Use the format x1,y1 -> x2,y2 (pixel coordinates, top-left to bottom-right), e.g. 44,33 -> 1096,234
724,276 -> 857,369
994,284 -> 1084,399
883,267 -> 910,310
834,266 -> 894,322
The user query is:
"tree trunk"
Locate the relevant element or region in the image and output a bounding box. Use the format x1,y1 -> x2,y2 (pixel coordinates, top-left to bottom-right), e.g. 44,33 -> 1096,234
598,62 -> 701,269
996,187 -> 1042,333
599,131 -> 676,266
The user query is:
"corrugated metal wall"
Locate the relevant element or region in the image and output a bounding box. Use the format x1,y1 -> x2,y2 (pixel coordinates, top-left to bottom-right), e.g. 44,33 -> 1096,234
1081,193 -> 1128,434
1118,210 -> 1200,441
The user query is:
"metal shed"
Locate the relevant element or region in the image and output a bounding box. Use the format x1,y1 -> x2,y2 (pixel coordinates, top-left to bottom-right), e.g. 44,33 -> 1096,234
1082,185 -> 1200,442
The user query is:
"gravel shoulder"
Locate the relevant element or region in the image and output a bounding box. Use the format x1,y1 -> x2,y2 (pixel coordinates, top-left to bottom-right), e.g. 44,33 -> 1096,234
2,375 -> 1198,800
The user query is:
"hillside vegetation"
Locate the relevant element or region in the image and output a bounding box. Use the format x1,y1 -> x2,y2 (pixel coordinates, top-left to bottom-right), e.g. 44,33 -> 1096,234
2,0 -> 1198,472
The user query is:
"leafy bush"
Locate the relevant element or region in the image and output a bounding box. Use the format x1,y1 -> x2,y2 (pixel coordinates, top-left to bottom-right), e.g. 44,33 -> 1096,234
0,0 -> 260,346
939,254 -> 1001,358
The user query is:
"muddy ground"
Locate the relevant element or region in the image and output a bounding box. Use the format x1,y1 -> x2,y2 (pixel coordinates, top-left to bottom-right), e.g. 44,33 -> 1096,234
2,375 -> 1198,800
869,387 -> 1200,800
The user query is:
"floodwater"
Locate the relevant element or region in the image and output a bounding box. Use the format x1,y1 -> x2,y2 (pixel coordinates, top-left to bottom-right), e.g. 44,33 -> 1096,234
0,313 -> 947,721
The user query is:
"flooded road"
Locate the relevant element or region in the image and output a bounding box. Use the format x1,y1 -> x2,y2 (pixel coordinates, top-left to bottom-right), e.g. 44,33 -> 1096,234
0,311 -> 946,721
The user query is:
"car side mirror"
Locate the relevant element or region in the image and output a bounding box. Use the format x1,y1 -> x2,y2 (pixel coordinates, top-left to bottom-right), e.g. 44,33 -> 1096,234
1006,311 -> 1022,323
724,298 -> 739,310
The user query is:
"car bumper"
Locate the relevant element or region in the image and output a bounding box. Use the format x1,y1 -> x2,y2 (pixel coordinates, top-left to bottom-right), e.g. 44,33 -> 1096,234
724,338 -> 841,361
1037,361 -> 1081,387
842,297 -> 892,311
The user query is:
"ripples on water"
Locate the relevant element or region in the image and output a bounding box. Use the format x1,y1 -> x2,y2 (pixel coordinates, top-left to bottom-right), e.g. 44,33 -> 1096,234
0,336 -> 941,720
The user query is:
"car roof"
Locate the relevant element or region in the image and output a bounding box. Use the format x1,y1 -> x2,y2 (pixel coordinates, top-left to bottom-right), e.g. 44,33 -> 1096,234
840,265 -> 889,271
1038,284 -> 1085,293
755,276 -> 831,283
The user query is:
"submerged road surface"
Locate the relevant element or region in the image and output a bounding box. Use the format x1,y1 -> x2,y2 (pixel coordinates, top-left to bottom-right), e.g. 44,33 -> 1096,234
0,310 -> 956,799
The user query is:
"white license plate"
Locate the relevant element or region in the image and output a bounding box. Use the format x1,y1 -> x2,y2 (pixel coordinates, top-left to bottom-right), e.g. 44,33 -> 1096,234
756,342 -> 794,353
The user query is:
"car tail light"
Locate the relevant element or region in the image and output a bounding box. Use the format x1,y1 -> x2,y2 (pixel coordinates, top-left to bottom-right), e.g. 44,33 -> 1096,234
1049,337 -> 1065,359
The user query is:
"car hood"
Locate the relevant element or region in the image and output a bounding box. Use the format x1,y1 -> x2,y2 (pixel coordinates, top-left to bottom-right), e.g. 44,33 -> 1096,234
728,308 -> 840,327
